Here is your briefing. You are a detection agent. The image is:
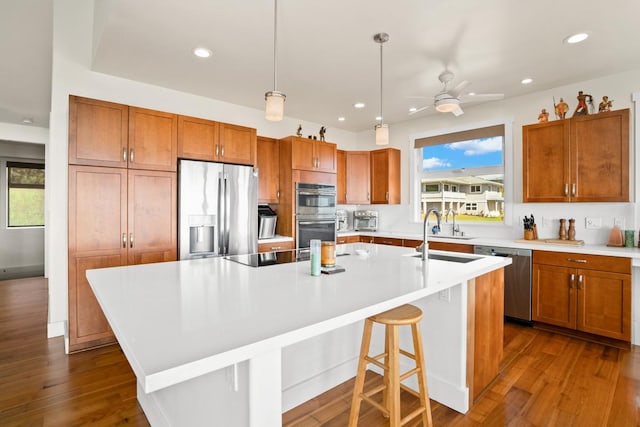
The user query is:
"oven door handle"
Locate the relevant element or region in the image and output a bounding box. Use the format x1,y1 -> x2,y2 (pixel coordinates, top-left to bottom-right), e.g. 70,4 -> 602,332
297,191 -> 336,196
298,220 -> 336,225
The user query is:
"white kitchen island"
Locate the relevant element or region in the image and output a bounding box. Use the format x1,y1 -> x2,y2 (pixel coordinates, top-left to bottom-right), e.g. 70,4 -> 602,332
87,243 -> 511,427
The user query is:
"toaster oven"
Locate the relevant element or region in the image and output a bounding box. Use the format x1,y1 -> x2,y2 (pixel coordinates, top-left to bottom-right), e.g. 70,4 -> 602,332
353,210 -> 378,231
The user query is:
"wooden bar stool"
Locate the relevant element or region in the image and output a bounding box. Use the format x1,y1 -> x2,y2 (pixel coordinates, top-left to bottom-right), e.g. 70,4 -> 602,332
348,304 -> 432,427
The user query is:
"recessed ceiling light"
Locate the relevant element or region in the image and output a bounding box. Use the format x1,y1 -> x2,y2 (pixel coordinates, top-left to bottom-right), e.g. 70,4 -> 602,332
467,92 -> 476,96
521,78 -> 533,85
564,32 -> 589,44
353,102 -> 365,109
338,117 -> 346,122
22,118 -> 34,124
409,107 -> 417,113
375,116 -> 382,121
193,47 -> 212,58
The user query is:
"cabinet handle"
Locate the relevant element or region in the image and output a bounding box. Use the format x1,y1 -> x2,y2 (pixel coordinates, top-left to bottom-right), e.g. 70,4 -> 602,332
129,233 -> 134,248
215,144 -> 219,157
564,183 -> 569,196
122,233 -> 126,248
578,274 -> 584,289
221,145 -> 225,157
367,192 -> 370,201
270,246 -> 281,250
276,190 -> 280,199
130,148 -> 134,163
569,273 -> 575,289
567,258 -> 587,263
385,191 -> 389,201
571,183 -> 576,196
123,147 -> 127,162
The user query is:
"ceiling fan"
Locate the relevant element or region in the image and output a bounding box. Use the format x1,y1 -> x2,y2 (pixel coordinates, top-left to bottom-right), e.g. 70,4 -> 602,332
409,70 -> 504,117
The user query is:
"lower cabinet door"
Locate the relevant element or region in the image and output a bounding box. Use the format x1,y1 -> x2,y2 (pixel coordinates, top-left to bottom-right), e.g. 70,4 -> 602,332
577,269 -> 631,341
532,263 -> 576,329
68,254 -> 124,352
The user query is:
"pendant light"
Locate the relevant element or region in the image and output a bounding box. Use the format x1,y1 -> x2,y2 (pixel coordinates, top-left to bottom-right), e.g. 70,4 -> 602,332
265,0 -> 285,121
374,32 -> 389,145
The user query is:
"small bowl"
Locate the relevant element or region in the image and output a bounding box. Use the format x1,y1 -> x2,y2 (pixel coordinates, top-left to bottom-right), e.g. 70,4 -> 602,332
355,249 -> 369,257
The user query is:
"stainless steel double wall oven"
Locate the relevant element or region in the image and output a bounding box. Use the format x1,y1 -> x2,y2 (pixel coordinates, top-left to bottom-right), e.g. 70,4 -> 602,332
295,182 -> 336,249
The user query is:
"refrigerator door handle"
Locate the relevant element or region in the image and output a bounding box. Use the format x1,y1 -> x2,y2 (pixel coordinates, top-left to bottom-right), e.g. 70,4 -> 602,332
218,174 -> 225,255
224,174 -> 230,255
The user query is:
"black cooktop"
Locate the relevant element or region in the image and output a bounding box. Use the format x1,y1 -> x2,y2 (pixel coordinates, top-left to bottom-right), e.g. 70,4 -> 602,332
224,249 -> 309,267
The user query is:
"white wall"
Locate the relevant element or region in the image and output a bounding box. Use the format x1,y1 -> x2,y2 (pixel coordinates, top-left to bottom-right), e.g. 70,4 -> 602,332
48,0 -> 360,339
349,70 -> 639,244
0,140 -> 46,279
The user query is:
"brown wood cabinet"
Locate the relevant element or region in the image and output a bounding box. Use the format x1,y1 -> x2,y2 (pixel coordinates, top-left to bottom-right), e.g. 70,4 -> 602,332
336,235 -> 359,245
257,240 -> 295,253
532,250 -> 631,341
346,151 -> 370,204
282,136 -> 337,173
257,137 -> 280,203
177,117 -> 256,166
523,109 -> 629,202
68,96 -> 178,171
68,165 -> 177,352
177,115 -> 219,161
370,148 -> 400,204
428,241 -> 474,253
336,150 -> 347,204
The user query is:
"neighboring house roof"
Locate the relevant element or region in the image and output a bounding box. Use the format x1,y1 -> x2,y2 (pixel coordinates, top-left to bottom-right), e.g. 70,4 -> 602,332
421,176 -> 504,187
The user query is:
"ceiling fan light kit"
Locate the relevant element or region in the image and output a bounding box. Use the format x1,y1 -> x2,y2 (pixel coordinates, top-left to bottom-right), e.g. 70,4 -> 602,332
374,32 -> 390,145
265,0 -> 285,121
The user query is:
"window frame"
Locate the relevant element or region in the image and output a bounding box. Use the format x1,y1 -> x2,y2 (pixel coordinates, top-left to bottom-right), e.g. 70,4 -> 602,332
6,161 -> 45,228
409,117 -> 514,226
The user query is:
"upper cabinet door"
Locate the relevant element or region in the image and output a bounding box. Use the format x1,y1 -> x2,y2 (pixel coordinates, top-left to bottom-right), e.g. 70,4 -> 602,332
315,141 -> 337,173
336,150 -> 347,204
128,107 -> 178,171
571,110 -> 629,202
370,148 -> 400,204
257,137 -> 280,203
177,115 -> 219,161
218,123 -> 257,166
346,151 -> 370,204
522,120 -> 571,203
291,137 -> 316,170
68,95 -> 129,168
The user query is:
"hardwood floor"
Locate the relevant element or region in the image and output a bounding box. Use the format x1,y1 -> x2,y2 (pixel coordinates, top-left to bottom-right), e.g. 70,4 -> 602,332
1,277 -> 638,426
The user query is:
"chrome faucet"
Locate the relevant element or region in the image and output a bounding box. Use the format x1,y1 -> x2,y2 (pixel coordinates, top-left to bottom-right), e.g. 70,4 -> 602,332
444,208 -> 459,236
419,208 -> 441,260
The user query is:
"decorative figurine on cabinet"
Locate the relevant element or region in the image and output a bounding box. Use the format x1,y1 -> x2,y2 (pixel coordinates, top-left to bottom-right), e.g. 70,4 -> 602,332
319,126 -> 326,141
598,96 -> 613,113
538,108 -> 550,123
554,97 -> 569,119
573,90 -> 593,116
296,124 -> 302,137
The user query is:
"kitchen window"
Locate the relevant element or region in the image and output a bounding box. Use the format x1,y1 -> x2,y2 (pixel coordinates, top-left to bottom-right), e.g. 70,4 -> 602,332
412,122 -> 508,224
6,162 -> 45,227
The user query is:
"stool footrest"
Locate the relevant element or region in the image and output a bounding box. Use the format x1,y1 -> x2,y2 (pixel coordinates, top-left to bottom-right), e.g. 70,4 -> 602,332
399,349 -> 416,360
363,383 -> 386,399
401,406 -> 426,426
360,394 -> 390,417
399,382 -> 421,399
365,353 -> 388,371
399,366 -> 420,382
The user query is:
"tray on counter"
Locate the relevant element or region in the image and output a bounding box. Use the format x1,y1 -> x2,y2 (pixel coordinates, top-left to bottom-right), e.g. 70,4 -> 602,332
514,238 -> 585,246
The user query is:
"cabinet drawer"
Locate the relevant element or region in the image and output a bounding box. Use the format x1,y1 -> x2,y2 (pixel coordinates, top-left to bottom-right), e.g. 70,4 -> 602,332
372,236 -> 403,246
533,250 -> 630,274
403,239 -> 422,248
337,235 -> 359,245
258,240 -> 294,253
428,241 -> 474,254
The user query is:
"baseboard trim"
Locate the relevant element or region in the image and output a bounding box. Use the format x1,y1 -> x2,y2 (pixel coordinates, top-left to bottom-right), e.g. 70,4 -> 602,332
47,320 -> 65,338
0,265 -> 44,281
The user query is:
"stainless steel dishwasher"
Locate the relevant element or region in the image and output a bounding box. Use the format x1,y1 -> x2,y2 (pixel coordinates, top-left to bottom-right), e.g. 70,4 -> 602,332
474,245 -> 532,324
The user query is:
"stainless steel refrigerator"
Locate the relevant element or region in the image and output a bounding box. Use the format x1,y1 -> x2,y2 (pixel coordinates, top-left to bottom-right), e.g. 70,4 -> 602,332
179,159 -> 258,259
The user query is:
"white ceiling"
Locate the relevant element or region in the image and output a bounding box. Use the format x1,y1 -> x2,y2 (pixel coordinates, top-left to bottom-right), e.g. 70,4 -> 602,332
3,0 -> 640,132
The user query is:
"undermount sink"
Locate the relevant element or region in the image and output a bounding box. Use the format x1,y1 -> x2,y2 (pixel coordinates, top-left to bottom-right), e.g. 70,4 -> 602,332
406,251 -> 481,263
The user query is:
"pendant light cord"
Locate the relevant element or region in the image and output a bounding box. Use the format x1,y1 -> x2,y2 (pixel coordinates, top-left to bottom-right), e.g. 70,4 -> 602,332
379,41 -> 383,125
273,0 -> 278,91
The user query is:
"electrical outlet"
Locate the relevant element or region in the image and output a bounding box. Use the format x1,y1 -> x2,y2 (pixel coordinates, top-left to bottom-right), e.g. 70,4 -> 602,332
585,217 -> 602,229
438,289 -> 450,302
614,217 -> 625,228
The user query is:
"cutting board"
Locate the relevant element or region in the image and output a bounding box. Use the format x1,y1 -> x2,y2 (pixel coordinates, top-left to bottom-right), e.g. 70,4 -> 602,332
515,239 -> 585,246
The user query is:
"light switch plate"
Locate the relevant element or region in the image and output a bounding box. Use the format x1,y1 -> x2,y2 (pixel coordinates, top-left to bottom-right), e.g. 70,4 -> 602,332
585,217 -> 602,229
614,217 -> 625,229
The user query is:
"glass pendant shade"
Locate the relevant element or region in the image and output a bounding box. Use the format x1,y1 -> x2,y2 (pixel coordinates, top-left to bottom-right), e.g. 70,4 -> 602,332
265,91 -> 285,121
375,123 -> 389,146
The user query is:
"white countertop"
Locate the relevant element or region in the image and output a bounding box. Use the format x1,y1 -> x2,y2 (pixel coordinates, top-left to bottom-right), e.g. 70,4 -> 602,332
257,235 -> 293,244
87,244 -> 510,394
338,229 -> 640,260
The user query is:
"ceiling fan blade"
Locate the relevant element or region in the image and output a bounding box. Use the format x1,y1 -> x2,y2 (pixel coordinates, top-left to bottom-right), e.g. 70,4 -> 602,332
451,105 -> 464,116
449,80 -> 470,97
461,93 -> 504,102
409,105 -> 430,115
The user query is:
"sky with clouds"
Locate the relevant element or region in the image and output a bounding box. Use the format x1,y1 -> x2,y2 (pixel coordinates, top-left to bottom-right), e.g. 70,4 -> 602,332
422,136 -> 503,171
